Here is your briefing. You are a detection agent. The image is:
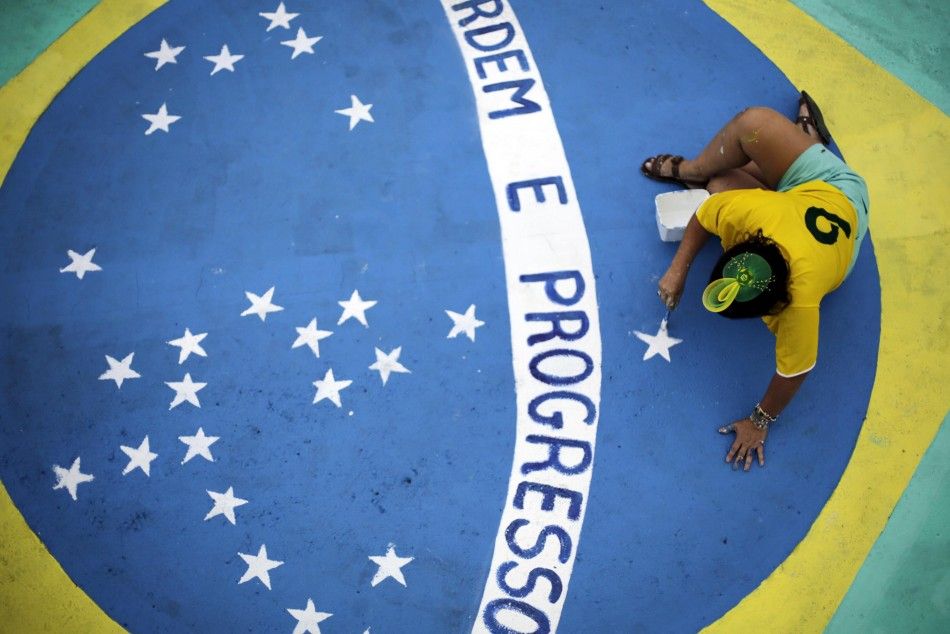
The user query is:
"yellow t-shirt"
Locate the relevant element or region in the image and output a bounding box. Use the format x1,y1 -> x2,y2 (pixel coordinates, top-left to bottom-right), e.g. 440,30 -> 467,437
695,180 -> 857,376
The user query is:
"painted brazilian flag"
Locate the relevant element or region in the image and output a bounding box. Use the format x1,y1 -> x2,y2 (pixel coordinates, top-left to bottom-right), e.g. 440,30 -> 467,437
9,1 -> 931,632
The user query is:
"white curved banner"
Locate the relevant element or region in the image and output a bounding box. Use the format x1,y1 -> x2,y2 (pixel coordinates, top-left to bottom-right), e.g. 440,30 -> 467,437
440,2 -> 603,632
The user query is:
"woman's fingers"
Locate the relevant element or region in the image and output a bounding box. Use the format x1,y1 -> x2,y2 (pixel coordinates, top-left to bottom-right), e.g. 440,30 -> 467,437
743,450 -> 754,471
732,447 -> 746,470
726,439 -> 742,462
730,442 -> 747,470
720,421 -> 765,471
656,287 -> 677,309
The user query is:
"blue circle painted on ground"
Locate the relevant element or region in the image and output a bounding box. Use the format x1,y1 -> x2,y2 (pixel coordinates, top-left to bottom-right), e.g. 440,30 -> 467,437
0,1 -> 879,632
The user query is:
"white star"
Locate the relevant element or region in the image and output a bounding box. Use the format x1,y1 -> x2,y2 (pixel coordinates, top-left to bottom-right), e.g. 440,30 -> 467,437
167,328 -> 208,364
205,486 -> 248,525
633,318 -> 683,362
445,304 -> 485,341
292,318 -> 333,357
368,347 -> 410,386
144,38 -> 185,70
337,290 -> 377,327
312,369 -> 352,408
52,457 -> 94,501
142,102 -> 181,135
334,95 -> 374,130
238,544 -> 283,590
241,286 -> 284,321
164,372 -> 206,409
260,2 -> 299,31
368,544 -> 413,587
98,352 -> 141,389
287,598 -> 332,634
281,27 -> 322,59
179,427 -> 219,464
120,436 -> 158,477
59,248 -> 102,279
204,44 -> 244,75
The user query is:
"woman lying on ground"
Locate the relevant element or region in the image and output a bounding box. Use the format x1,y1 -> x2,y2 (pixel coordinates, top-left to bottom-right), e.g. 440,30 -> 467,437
641,92 -> 869,472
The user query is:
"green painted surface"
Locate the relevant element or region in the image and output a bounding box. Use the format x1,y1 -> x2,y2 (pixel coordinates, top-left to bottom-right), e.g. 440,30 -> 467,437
792,0 -> 950,115
0,0 -> 100,86
788,5 -> 950,629
827,415 -> 950,633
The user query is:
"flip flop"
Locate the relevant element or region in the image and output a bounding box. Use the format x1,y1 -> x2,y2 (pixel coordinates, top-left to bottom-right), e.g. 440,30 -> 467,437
640,154 -> 707,189
797,90 -> 832,145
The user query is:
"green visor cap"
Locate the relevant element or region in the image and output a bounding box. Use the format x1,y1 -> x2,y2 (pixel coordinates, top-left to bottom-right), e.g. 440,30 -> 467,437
702,252 -> 774,313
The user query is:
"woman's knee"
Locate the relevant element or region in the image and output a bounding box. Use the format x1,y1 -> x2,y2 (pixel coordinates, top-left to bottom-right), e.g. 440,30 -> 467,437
735,106 -> 781,128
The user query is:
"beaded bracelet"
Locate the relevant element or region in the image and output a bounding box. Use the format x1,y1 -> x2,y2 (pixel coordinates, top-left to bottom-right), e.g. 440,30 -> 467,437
750,403 -> 777,430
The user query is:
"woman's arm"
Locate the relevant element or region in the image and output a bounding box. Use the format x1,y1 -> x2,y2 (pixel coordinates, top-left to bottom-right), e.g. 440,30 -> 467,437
658,214 -> 711,309
759,372 -> 808,416
722,371 -> 809,471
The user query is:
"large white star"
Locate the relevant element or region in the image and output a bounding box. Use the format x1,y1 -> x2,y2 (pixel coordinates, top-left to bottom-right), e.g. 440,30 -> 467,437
167,328 -> 208,364
368,347 -> 410,386
120,436 -> 158,477
281,27 -> 322,59
337,289 -> 377,327
312,369 -> 352,408
204,44 -> 244,75
287,598 -> 332,634
144,38 -> 185,70
241,286 -> 284,321
142,102 -> 181,135
292,318 -> 333,357
59,248 -> 102,279
368,544 -> 413,587
238,544 -> 284,590
165,372 -> 206,409
633,318 -> 683,362
52,457 -> 94,501
205,486 -> 248,525
98,352 -> 141,389
259,2 -> 299,31
334,95 -> 374,130
179,427 -> 219,464
445,304 -> 485,341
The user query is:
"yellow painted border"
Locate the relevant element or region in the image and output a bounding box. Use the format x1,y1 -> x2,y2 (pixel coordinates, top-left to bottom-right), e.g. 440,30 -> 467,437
0,1 -> 165,631
0,0 -> 166,185
1,0 -> 947,631
701,1 -> 950,631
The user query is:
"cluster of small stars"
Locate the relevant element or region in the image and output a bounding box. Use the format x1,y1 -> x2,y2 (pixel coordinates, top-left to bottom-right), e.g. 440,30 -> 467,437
138,1 -> 373,139
46,5 -> 500,630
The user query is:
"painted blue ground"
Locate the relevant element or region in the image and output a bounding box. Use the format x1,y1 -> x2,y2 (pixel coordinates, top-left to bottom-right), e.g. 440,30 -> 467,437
0,1 -> 880,631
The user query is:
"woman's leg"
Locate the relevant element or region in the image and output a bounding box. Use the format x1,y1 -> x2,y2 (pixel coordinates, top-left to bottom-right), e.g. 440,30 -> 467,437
649,106 -> 818,189
707,167 -> 767,194
740,161 -> 767,184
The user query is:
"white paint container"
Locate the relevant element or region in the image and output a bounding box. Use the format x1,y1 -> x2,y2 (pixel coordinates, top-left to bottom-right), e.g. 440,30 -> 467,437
655,189 -> 710,242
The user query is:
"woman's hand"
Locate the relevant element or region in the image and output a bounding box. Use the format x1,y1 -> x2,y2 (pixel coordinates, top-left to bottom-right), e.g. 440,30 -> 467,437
658,264 -> 687,309
719,418 -> 767,471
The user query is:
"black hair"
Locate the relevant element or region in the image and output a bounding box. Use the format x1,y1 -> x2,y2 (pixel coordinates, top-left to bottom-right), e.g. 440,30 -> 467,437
709,230 -> 790,319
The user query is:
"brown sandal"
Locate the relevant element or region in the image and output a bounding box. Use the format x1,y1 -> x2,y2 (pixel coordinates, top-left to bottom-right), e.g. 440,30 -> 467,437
640,154 -> 706,188
796,90 -> 831,145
